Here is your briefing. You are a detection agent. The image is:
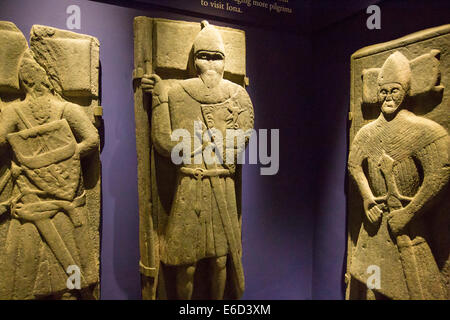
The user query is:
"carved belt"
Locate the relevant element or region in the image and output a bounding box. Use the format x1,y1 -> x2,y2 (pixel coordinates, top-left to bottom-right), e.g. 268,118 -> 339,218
179,167 -> 231,215
180,167 -> 231,179
11,191 -> 86,227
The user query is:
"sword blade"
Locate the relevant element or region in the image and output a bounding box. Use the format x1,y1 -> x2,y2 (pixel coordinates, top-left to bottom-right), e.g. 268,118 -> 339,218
379,153 -> 424,299
200,105 -> 245,296
208,173 -> 245,295
34,217 -> 83,282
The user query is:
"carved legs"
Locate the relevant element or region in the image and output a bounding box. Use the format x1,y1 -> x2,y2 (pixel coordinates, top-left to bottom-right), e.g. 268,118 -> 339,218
176,264 -> 196,300
175,255 -> 228,299
211,255 -> 227,300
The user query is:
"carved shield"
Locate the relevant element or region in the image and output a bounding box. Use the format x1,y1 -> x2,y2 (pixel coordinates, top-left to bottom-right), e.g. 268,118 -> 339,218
202,93 -> 253,129
7,119 -> 80,200
202,97 -> 237,163
201,93 -> 253,163
202,99 -> 235,133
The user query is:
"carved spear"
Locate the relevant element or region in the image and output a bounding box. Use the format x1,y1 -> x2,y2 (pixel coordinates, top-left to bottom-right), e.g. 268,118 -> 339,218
133,16 -> 158,300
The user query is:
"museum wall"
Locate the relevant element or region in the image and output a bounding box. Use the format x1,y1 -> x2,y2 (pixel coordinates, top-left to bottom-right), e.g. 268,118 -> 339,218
311,0 -> 450,299
0,0 -> 314,299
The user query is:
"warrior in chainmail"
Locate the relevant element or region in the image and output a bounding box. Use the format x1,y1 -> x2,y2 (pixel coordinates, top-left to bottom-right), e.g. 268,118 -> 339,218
142,21 -> 254,299
348,51 -> 449,300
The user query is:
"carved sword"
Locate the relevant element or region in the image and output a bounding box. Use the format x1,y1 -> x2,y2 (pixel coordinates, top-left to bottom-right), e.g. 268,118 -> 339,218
378,152 -> 424,299
200,109 -> 245,297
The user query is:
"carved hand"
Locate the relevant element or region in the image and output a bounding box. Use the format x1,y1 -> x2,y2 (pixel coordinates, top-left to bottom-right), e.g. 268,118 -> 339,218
141,74 -> 162,95
11,202 -> 22,219
75,143 -> 82,159
363,196 -> 383,224
74,141 -> 91,159
387,209 -> 411,236
0,202 -> 8,216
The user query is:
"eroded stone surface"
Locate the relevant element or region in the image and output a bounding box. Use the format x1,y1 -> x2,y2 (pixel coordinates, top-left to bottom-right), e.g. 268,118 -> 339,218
152,19 -> 246,84
30,25 -> 100,98
0,22 -> 101,300
0,22 -> 28,93
347,25 -> 450,300
134,18 -> 253,300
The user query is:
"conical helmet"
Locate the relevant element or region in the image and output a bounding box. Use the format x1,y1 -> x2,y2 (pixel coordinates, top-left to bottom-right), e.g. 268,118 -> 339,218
193,20 -> 225,56
377,51 -> 411,91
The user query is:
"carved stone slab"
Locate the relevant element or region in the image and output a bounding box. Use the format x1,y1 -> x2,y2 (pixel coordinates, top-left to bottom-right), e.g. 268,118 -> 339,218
151,18 -> 246,81
0,22 -> 101,300
133,17 -> 252,300
134,18 -> 247,86
0,22 -> 28,93
347,25 -> 450,300
30,25 -> 101,122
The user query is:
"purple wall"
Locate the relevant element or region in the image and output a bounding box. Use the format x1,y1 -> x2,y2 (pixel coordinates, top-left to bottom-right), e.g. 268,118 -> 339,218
0,0 -> 314,299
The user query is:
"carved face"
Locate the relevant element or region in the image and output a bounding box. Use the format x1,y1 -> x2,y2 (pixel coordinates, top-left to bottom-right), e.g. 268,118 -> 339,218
19,58 -> 52,97
378,83 -> 406,115
194,50 -> 225,88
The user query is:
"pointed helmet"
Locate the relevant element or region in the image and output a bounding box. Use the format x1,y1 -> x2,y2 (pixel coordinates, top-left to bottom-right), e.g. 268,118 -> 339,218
377,51 -> 411,91
193,20 -> 225,56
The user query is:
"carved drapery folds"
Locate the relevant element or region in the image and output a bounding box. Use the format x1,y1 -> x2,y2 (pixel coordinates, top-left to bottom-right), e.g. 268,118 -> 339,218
0,21 -> 101,300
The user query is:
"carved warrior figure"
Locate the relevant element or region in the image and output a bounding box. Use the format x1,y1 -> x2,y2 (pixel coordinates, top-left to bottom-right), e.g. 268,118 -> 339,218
140,21 -> 254,299
0,51 -> 99,299
348,51 -> 450,299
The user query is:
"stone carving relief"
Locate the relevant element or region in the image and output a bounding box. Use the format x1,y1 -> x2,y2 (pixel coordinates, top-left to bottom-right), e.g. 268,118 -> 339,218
347,25 -> 450,300
133,18 -> 253,300
0,22 -> 101,300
